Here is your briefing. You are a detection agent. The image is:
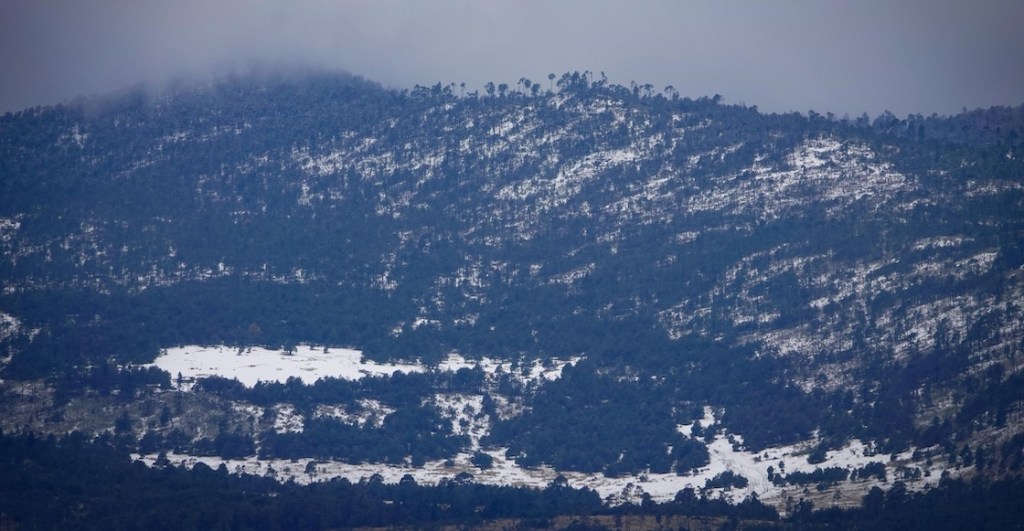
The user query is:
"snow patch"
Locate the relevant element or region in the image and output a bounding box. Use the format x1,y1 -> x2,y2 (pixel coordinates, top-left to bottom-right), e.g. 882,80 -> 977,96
272,404 -> 304,433
0,218 -> 21,243
913,236 -> 970,251
151,345 -> 425,388
315,399 -> 395,428
437,353 -> 582,384
0,312 -> 22,342
151,345 -> 583,391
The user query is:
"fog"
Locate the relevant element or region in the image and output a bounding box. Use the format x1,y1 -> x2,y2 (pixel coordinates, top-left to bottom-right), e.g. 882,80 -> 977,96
2,0 -> 1022,116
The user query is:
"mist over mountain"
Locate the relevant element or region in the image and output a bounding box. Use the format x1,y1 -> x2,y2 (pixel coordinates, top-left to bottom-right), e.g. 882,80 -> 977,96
1,70 -> 1023,528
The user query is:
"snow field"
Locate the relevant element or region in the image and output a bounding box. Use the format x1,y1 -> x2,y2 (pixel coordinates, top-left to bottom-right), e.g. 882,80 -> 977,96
151,345 -> 582,389
151,345 -> 426,388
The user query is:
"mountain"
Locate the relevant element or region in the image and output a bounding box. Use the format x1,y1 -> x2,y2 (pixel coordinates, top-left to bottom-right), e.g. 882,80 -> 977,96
1,70 -> 1023,521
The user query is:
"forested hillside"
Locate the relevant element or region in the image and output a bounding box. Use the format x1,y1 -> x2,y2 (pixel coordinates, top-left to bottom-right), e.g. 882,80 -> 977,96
1,71 -> 1023,524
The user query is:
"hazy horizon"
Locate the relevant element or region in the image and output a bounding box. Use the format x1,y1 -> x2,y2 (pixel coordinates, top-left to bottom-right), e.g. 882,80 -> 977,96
2,1 -> 1022,117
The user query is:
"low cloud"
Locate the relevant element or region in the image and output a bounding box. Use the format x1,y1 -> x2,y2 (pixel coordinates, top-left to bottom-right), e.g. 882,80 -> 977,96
2,0 -> 1022,116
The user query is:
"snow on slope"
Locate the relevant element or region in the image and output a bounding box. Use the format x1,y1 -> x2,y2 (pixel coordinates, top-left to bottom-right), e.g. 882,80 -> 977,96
136,406 -> 949,513
147,347 -> 948,512
686,138 -> 911,221
152,345 -> 583,389
151,345 -> 425,388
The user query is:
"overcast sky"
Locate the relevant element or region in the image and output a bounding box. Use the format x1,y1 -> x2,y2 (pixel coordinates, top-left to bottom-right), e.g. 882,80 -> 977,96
2,0 -> 1022,117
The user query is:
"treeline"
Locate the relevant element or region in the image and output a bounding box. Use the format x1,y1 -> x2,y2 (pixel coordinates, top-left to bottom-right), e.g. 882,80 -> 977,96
193,367 -> 493,412
0,431 -> 778,530
53,361 -> 171,403
790,478 -> 1024,530
7,430 -> 1024,530
258,406 -> 467,465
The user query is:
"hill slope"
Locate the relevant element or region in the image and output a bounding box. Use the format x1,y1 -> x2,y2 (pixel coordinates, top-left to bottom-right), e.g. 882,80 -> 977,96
1,71 -> 1023,508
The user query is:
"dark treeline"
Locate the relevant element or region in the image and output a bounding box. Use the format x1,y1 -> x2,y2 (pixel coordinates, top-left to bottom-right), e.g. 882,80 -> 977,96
788,478 -> 1024,530
0,431 -> 772,530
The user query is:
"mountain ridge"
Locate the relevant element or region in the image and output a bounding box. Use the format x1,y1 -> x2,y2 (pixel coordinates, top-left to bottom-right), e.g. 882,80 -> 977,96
1,71 -> 1023,512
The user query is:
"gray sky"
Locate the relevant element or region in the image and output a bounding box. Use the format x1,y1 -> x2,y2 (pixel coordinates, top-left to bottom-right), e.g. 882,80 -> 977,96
2,0 -> 1022,117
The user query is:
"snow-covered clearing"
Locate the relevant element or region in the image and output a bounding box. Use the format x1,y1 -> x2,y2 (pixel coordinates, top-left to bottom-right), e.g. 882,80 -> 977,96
151,345 -> 426,388
151,345 -> 582,389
